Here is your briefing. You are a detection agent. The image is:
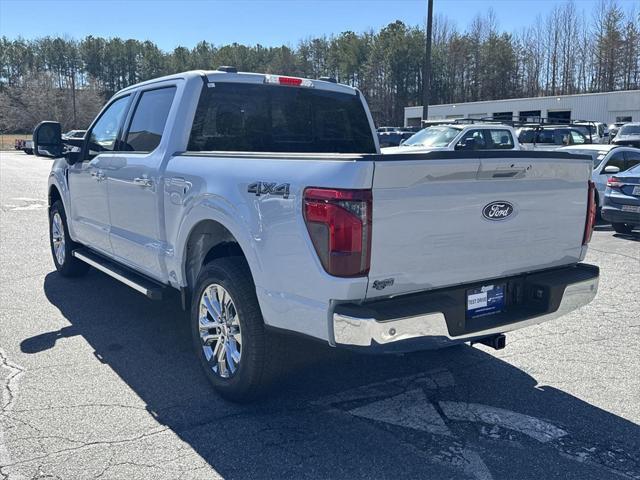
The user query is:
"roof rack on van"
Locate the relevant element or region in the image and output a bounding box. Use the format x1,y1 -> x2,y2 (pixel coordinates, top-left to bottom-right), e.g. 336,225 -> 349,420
217,66 -> 238,73
473,116 -> 598,143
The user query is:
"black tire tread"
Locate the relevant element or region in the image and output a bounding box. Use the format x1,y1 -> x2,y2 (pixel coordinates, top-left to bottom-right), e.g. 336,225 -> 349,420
611,222 -> 634,234
192,257 -> 285,402
49,201 -> 89,277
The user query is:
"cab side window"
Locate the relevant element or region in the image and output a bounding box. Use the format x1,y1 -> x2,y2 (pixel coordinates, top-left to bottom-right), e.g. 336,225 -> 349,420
456,129 -> 487,149
570,130 -> 586,145
488,129 -> 514,149
603,151 -> 626,172
123,87 -> 176,152
553,129 -> 570,145
87,95 -> 130,157
624,150 -> 640,170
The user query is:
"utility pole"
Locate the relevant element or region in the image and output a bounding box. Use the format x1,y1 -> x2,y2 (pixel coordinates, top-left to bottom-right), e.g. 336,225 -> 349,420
71,70 -> 77,129
423,0 -> 434,123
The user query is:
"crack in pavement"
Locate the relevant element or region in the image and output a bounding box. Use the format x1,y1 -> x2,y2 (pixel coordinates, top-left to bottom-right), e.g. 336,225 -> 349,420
0,349 -> 25,414
0,349 -> 26,480
588,247 -> 640,261
0,426 -> 171,471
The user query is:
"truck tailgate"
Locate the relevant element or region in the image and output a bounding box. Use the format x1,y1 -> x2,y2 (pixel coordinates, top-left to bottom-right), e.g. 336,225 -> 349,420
366,151 -> 591,299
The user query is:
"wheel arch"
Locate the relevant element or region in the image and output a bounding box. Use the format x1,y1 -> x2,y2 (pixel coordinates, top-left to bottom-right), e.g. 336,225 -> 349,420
183,219 -> 254,294
48,184 -> 63,209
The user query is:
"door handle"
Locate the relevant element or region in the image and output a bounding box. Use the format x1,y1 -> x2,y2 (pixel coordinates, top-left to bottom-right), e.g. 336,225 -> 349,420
133,177 -> 153,188
91,170 -> 105,182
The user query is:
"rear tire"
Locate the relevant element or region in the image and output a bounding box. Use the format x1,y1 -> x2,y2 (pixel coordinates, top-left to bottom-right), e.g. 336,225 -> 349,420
191,257 -> 284,402
611,222 -> 634,234
49,201 -> 89,277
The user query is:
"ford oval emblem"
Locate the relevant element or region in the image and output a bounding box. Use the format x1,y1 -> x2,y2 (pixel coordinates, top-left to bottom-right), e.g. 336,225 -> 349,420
482,201 -> 514,221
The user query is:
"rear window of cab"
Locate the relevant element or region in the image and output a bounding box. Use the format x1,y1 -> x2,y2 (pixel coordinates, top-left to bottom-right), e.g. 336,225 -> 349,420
187,83 -> 376,154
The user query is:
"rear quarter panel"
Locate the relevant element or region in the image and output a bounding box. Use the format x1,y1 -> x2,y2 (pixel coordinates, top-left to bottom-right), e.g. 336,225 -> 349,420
165,154 -> 374,341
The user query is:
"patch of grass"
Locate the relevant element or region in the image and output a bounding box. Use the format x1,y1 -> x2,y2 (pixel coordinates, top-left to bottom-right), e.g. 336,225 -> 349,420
0,134 -> 30,151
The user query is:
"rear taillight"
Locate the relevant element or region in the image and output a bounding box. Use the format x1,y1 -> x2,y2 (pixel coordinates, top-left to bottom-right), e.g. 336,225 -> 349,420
303,187 -> 372,277
583,180 -> 596,245
607,176 -> 623,188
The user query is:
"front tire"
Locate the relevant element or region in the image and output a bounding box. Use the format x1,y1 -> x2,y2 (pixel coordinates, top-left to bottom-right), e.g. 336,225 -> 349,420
49,201 -> 89,277
611,222 -> 635,234
191,257 -> 283,402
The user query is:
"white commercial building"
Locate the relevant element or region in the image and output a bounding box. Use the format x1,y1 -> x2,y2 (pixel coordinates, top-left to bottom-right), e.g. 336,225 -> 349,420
404,90 -> 640,127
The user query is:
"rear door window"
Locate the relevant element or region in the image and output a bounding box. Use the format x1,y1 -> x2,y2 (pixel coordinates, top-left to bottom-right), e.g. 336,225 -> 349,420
488,129 -> 514,149
624,150 -> 640,170
603,151 -> 626,172
518,129 -> 535,143
553,129 -> 571,145
187,83 -> 376,153
570,130 -> 586,145
124,86 -> 176,152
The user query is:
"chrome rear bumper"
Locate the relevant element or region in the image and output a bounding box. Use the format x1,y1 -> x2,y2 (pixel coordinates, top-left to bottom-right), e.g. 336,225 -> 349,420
332,266 -> 599,350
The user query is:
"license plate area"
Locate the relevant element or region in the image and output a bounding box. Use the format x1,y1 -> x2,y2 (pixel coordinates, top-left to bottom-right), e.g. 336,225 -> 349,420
621,205 -> 640,213
466,284 -> 506,319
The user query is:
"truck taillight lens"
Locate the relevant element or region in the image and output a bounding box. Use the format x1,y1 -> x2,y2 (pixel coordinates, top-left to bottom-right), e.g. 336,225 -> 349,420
583,180 -> 596,245
607,176 -> 623,188
303,187 -> 372,277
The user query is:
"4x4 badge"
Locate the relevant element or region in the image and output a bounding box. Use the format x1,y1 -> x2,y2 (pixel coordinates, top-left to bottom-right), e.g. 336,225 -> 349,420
248,182 -> 290,199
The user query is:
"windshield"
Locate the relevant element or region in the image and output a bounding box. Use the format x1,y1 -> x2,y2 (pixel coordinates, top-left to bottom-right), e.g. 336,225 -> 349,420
403,126 -> 461,147
619,125 -> 640,135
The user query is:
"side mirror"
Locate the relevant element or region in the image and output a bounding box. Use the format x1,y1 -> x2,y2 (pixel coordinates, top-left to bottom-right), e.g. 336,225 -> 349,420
33,121 -> 63,158
399,139 -> 406,146
604,165 -> 620,174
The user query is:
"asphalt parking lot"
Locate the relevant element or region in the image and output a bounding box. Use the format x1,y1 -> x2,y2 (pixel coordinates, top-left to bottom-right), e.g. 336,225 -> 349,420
1,150 -> 639,480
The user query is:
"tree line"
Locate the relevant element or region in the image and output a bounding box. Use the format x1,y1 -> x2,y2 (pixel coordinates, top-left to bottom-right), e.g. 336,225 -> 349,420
1,0 -> 638,132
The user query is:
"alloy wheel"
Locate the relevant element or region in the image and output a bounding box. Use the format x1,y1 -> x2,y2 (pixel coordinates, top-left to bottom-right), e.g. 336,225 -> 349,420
51,212 -> 66,266
198,283 -> 242,378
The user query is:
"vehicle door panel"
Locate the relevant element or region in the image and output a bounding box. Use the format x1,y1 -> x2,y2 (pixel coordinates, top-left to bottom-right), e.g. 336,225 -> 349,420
68,94 -> 131,254
68,155 -> 112,253
107,86 -> 177,280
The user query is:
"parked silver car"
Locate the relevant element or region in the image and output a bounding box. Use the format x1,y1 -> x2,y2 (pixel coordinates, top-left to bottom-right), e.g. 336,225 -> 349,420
612,123 -> 640,148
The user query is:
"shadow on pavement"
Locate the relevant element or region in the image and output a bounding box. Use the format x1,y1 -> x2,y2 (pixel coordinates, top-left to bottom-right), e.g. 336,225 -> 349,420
22,270 -> 640,479
613,232 -> 640,242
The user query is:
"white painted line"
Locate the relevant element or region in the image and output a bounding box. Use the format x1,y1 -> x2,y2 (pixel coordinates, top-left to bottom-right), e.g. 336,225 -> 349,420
349,389 -> 452,436
439,401 -> 567,443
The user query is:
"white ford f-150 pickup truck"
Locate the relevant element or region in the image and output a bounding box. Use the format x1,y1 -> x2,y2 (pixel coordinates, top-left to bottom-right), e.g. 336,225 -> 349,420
34,68 -> 599,401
